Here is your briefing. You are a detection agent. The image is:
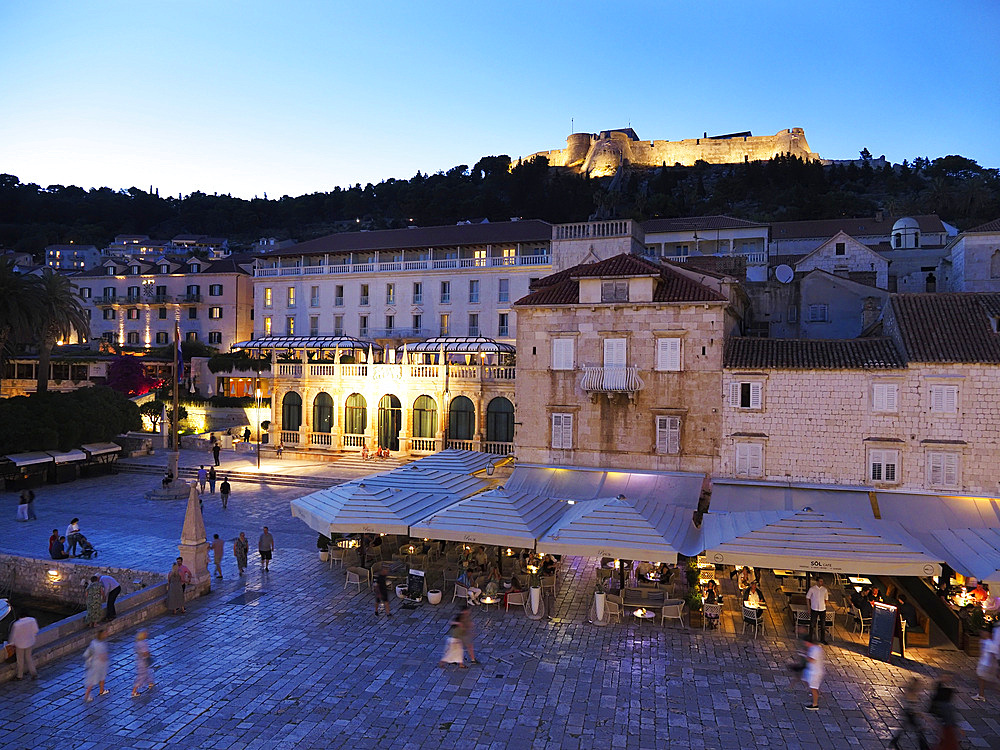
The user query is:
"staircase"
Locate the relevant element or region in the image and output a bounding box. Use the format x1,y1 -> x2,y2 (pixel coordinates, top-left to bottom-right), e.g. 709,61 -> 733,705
117,462 -> 340,490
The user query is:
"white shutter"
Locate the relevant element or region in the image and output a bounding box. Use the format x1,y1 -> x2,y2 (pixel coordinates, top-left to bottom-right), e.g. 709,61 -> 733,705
729,382 -> 741,408
603,338 -> 627,367
885,384 -> 898,411
749,382 -> 762,409
656,338 -> 681,371
944,452 -> 958,486
944,386 -> 957,413
735,444 -> 749,474
870,451 -> 883,481
873,384 -> 886,411
551,413 -> 572,450
656,416 -> 680,454
552,339 -> 574,370
930,386 -> 944,412
928,452 -> 944,486
748,444 -> 763,476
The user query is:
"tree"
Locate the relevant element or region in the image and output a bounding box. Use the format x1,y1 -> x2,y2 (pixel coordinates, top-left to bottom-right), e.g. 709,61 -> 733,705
32,269 -> 91,394
0,257 -> 40,393
106,355 -> 160,396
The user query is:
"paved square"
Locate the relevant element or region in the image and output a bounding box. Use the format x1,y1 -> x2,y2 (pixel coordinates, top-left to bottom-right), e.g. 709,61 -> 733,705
1,450 -> 996,749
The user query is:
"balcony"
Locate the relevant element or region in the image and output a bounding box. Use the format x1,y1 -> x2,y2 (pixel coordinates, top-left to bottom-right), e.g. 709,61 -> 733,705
182,294 -> 203,303
254,253 -> 552,278
580,365 -> 644,401
95,295 -> 117,306
272,362 -> 515,383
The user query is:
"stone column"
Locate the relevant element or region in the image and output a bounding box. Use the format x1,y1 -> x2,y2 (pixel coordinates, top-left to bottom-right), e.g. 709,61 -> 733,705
178,481 -> 211,596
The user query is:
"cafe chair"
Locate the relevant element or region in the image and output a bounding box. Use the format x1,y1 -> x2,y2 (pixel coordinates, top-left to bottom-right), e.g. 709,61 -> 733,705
604,600 -> 623,624
452,582 -> 471,604
506,590 -> 527,612
645,590 -> 665,605
541,576 -> 557,598
793,607 -> 811,634
596,568 -> 613,587
345,567 -> 370,592
702,602 -> 724,631
660,602 -> 687,629
742,604 -> 765,637
850,605 -> 871,635
443,565 -> 460,587
329,546 -> 347,570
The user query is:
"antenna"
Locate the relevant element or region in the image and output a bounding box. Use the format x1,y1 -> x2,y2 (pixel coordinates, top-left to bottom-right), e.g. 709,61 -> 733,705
571,117 -> 574,133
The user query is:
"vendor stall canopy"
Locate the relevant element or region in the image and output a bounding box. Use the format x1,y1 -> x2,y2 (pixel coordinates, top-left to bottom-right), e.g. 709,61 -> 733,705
231,336 -> 383,352
406,337 -> 515,355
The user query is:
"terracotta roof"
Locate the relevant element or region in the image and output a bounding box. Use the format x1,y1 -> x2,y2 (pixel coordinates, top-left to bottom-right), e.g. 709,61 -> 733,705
514,253 -> 725,306
643,215 -> 768,233
771,215 -> 946,239
889,293 -> 1000,363
724,337 -> 905,369
265,220 -> 553,258
967,218 -> 1000,233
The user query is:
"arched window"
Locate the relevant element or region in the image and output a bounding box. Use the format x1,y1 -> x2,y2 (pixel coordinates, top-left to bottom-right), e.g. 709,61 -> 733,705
448,396 -> 475,441
312,392 -> 333,433
893,233 -> 902,249
281,391 -> 302,431
485,397 -> 514,443
412,395 -> 438,438
377,394 -> 402,451
344,393 -> 367,435
990,250 -> 1000,279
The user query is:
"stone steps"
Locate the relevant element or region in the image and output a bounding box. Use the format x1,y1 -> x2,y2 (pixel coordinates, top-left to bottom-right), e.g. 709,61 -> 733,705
117,463 -> 338,489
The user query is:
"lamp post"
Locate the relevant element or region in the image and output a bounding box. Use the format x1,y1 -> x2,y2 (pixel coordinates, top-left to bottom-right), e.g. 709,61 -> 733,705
255,385 -> 262,470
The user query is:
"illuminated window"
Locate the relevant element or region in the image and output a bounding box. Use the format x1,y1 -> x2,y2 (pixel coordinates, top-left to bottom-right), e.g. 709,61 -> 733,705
264,288 -> 272,308
264,316 -> 272,335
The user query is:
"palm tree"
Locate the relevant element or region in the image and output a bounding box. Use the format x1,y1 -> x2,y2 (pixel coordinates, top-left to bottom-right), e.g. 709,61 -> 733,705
33,269 -> 91,394
0,257 -> 40,393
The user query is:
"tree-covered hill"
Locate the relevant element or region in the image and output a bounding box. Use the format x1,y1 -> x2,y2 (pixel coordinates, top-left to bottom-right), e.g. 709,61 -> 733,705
2,153 -> 997,256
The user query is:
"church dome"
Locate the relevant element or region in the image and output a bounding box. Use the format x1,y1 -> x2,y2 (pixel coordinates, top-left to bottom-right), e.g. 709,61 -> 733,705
892,217 -> 920,232
891,216 -> 920,249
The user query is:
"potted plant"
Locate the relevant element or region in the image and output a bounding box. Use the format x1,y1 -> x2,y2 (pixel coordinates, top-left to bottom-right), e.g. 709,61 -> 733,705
593,575 -> 608,621
317,534 -> 331,562
427,589 -> 443,605
527,561 -> 543,616
964,608 -> 987,656
685,590 -> 704,629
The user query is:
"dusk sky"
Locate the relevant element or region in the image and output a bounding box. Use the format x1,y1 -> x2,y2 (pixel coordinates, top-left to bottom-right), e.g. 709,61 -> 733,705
1,1 -> 997,200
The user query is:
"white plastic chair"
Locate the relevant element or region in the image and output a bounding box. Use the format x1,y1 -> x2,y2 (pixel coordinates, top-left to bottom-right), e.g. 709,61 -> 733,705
505,590 -> 527,612
702,602 -> 723,630
345,566 -> 369,592
742,605 -> 764,637
661,602 -> 687,628
851,605 -> 872,635
452,582 -> 470,604
329,546 -> 347,569
605,600 -> 622,624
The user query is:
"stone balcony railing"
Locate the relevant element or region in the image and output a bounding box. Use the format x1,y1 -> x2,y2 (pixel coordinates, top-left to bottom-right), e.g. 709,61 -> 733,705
580,365 -> 645,399
274,362 -> 515,383
254,254 -> 551,278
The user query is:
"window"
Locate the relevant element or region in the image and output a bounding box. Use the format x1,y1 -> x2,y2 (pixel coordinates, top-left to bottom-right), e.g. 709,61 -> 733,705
469,279 -> 480,304
413,282 -> 423,304
103,309 -> 116,320
186,331 -> 198,342
439,314 -> 449,336
286,316 -> 295,335
735,444 -> 763,477
159,264 -> 170,274
130,265 -> 140,275
80,287 -> 91,298
155,285 -> 167,300
103,286 -> 116,300
412,314 -> 422,333
359,315 -> 369,337
107,266 -> 116,276
991,251 -> 1000,279
344,393 -> 367,435
498,278 -> 510,303
870,450 -> 899,483
603,338 -> 627,368
155,332 -> 168,344
264,316 -> 272,335
927,451 -> 959,488
310,286 -> 319,307
188,308 -> 198,319
360,284 -> 369,306
209,307 -> 223,319
263,288 -> 272,308
412,395 -> 438,439
186,284 -> 200,299
468,313 -> 479,337
209,284 -> 223,296
386,283 -> 395,305
872,383 -> 898,412
333,315 -> 344,336
385,314 -> 394,333
334,285 -> 344,306
656,416 -> 681,454
729,382 -> 762,409
441,281 -> 451,304
188,263 -> 200,273
551,413 -> 573,449
309,316 -> 319,336
601,281 -> 628,302
474,248 -> 488,267
102,332 -> 116,343
486,397 -> 514,443
158,307 -> 167,320
787,305 -> 798,323
127,286 -> 140,299
208,331 -> 222,345
127,331 -> 139,344
656,338 -> 681,371
287,287 -> 296,308
498,312 -> 509,337
127,308 -> 140,320
552,338 -> 574,370
835,242 -> 846,256
807,304 -> 829,323
930,384 -> 958,413
448,396 -> 476,441
281,391 -> 302,432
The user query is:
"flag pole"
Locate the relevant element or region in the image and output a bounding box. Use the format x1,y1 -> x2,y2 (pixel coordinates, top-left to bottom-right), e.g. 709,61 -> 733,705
169,321 -> 181,482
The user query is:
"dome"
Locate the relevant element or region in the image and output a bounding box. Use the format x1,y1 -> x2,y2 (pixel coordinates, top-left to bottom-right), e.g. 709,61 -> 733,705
892,217 -> 920,232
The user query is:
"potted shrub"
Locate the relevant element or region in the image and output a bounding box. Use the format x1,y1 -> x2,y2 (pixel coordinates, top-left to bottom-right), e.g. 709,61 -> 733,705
527,561 -> 543,616
685,590 -> 704,629
964,607 -> 987,657
317,534 -> 331,562
594,576 -> 608,622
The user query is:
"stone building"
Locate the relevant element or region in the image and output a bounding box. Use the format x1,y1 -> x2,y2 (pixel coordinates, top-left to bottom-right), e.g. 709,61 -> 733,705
943,218 -> 1000,292
513,253 -> 744,472
721,292 -> 1000,495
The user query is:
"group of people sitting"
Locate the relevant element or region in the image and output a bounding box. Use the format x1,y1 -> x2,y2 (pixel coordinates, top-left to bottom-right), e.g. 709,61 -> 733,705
454,548 -> 559,605
360,445 -> 391,461
49,518 -> 90,559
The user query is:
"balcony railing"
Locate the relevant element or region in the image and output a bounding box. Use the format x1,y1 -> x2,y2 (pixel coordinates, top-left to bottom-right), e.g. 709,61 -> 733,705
182,294 -> 203,303
343,434 -> 365,448
280,430 -> 300,445
447,439 -> 476,451
254,253 -> 552,278
310,432 -> 333,446
95,295 -> 117,305
580,365 -> 644,397
273,362 -> 515,382
410,437 -> 440,453
481,441 -> 514,456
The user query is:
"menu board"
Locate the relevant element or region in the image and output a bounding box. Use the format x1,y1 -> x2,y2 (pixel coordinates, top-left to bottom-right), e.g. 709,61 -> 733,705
868,603 -> 898,662
407,568 -> 425,600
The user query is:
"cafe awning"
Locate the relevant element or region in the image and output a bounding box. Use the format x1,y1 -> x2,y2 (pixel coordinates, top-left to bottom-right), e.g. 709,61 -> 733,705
410,488 -> 571,548
699,507 -> 942,577
405,449 -> 497,476
81,443 -> 122,458
535,495 -> 698,562
46,449 -> 87,464
3,452 -> 54,467
928,528 -> 1000,586
506,465 -> 704,508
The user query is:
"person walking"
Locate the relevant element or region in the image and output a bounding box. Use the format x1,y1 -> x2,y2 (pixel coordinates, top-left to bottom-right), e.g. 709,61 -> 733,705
258,526 -> 274,571
9,614 -> 39,680
458,605 -> 478,664
212,441 -> 221,467
374,563 -> 391,617
975,623 -> 1000,700
211,533 -> 224,579
83,630 -> 110,702
806,576 -> 830,644
438,609 -> 468,669
19,489 -> 37,521
167,562 -> 185,614
208,466 -> 217,494
889,677 -> 929,749
85,576 -> 103,627
928,681 -> 962,749
243,426 -> 251,443
220,477 -> 231,509
234,531 -> 249,576
99,573 -> 121,621
131,630 -> 154,697
801,635 -> 824,710
197,466 -> 208,494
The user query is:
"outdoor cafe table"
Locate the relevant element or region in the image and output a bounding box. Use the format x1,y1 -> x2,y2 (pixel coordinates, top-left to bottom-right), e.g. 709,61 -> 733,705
773,570 -> 807,579
479,595 -> 501,610
848,576 -> 872,586
632,608 -> 656,625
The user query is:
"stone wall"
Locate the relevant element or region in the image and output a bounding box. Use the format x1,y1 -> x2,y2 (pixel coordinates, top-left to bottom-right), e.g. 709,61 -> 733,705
1,554 -> 164,604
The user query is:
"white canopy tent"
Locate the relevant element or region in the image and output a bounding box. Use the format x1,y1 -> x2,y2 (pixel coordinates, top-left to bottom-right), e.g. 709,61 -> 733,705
45,449 -> 87,464
506,465 -> 704,508
3,452 -> 54,467
81,443 -> 122,458
410,488 -> 570,548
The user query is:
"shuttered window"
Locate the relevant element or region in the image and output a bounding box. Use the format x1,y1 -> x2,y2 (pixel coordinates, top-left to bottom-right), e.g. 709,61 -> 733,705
603,338 -> 627,368
551,413 -> 573,450
601,281 -> 628,302
930,384 -> 958,413
656,416 -> 680,454
729,381 -> 762,409
872,383 -> 898,412
927,452 -> 959,488
656,338 -> 681,371
735,443 -> 763,477
869,450 -> 899,483
552,339 -> 574,370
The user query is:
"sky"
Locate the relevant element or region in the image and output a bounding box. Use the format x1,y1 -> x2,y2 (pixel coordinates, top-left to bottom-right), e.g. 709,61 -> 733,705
1,1 -> 998,200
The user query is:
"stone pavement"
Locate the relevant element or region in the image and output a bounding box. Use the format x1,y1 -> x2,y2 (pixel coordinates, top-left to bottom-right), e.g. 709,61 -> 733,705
1,461 -> 998,749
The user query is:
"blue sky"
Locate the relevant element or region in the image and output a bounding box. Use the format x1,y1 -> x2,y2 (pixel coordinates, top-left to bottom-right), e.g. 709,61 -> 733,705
1,1 -> 997,199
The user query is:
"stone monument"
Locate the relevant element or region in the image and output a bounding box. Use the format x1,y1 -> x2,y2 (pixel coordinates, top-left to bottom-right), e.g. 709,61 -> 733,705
178,481 -> 211,595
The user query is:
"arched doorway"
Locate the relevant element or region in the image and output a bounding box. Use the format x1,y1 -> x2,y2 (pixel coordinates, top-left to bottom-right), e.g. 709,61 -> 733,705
412,395 -> 438,438
448,395 -> 475,441
344,393 -> 367,437
377,394 -> 402,450
281,391 -> 302,432
486,397 -> 514,444
313,392 -> 333,433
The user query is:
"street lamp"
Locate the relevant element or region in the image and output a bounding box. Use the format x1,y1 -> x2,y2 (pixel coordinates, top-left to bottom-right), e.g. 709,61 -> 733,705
256,386 -> 262,470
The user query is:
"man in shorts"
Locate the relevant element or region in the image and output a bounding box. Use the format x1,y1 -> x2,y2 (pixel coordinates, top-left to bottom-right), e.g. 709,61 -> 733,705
258,526 -> 274,571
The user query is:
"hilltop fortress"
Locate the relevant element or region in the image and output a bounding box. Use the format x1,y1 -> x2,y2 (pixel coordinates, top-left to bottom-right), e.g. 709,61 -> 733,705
522,127 -> 822,176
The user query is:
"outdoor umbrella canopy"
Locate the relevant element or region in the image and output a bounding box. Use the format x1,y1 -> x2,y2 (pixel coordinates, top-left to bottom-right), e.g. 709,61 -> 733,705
357,465 -> 487,497
535,495 -> 698,562
407,449 -> 497,475
699,507 -> 942,577
506,466 -> 705,508
410,487 -> 571,548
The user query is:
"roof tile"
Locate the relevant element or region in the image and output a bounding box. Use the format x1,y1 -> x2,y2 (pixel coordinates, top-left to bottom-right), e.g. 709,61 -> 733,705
724,337 -> 905,369
889,293 -> 1000,363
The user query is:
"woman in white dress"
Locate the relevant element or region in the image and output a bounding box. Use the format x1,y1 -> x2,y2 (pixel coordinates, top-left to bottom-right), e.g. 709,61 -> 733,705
131,630 -> 155,697
438,610 -> 467,669
801,636 -> 824,710
83,630 -> 110,702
